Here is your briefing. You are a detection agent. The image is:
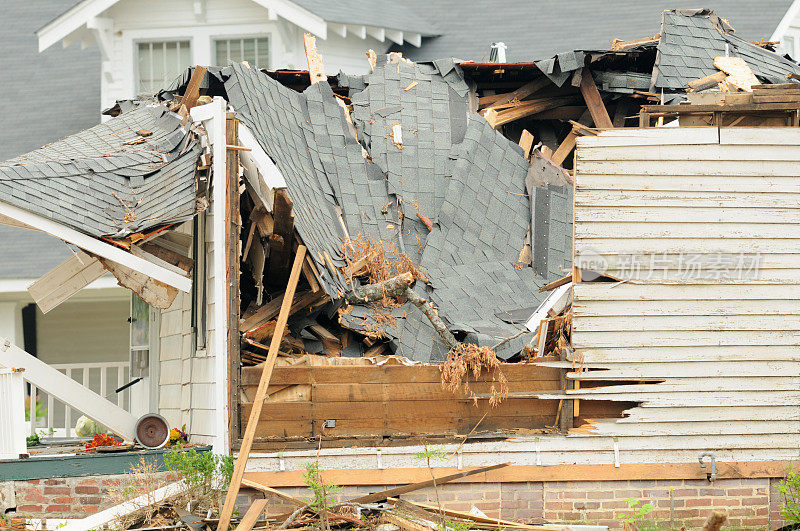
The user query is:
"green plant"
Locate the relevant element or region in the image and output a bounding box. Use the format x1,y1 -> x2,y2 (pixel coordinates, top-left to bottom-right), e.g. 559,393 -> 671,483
414,444 -> 448,520
616,497 -> 654,527
24,395 -> 47,422
778,467 -> 800,523
26,433 -> 39,447
303,461 -> 342,531
164,445 -> 234,501
437,520 -> 473,531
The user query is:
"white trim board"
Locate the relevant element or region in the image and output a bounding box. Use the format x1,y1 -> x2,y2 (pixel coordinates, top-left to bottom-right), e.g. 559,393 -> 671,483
0,276 -> 120,295
0,201 -> 191,293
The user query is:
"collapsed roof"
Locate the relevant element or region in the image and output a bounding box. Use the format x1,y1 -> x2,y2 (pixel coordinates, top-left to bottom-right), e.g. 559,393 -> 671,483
3,8 -> 799,362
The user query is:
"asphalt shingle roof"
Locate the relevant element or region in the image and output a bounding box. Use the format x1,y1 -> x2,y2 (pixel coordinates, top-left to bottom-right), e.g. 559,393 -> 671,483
654,9 -> 800,89
291,0 -> 438,35
0,105 -> 200,238
396,0 -> 793,62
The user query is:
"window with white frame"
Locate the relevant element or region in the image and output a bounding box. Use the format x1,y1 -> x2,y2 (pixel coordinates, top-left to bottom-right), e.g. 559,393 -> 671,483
214,37 -> 270,68
136,40 -> 192,94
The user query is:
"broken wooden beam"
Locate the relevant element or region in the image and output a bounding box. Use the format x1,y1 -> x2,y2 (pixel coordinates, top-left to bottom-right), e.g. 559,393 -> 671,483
303,33 -> 326,84
266,189 -> 294,287
686,71 -> 727,92
28,251 -> 105,313
180,66 -> 208,110
578,68 -> 613,128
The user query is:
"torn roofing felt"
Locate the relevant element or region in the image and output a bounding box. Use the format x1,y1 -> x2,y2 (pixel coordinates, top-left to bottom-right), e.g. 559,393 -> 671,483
349,56 -> 471,261
652,9 -> 800,90
0,105 -> 200,238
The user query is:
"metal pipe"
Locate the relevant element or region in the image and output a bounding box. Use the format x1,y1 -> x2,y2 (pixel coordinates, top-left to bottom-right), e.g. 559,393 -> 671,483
698,451 -> 716,482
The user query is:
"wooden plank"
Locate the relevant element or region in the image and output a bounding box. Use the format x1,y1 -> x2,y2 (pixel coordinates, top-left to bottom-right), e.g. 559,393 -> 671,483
348,463 -> 510,504
241,362 -> 561,386
483,78 -> 551,110
236,498 -> 267,531
243,461 -> 792,488
518,129 -> 534,159
217,246 -> 307,531
393,499 -> 544,530
539,274 -> 572,293
266,189 -> 294,286
488,97 -> 579,128
99,258 -> 178,310
752,83 -> 800,90
550,128 -> 579,166
241,478 -> 307,507
578,69 -> 612,128
180,66 -> 207,110
686,71 -> 727,92
303,33 -> 326,84
641,102 -> 800,113
752,94 -> 800,103
28,251 -> 106,313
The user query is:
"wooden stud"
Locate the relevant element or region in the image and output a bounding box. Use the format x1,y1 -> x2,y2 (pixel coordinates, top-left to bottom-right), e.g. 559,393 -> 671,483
217,246 -> 307,531
226,115 -> 243,447
483,78 -> 551,110
578,69 -> 613,128
266,189 -> 294,286
551,127 -> 579,166
303,33 -> 326,84
180,66 -> 207,110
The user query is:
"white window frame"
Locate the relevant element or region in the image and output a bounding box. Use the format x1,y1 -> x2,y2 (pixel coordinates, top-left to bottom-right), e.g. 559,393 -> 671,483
134,38 -> 194,95
121,25 -> 281,99
212,34 -> 272,69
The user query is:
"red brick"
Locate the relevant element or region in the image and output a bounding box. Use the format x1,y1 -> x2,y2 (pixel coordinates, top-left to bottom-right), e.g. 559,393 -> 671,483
43,487 -> 70,495
563,491 -> 586,499
586,490 -> 614,499
81,506 -> 100,514
77,478 -> 98,486
686,498 -> 712,507
52,496 -> 74,504
672,488 -> 698,497
15,505 -> 42,512
726,488 -> 754,496
75,485 -> 100,494
741,496 -> 768,506
79,496 -> 103,505
43,479 -> 65,486
45,505 -> 71,512
713,498 -> 741,507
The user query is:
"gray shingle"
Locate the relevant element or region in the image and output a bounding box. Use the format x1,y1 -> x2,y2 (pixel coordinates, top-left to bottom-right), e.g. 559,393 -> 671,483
0,105 -> 199,238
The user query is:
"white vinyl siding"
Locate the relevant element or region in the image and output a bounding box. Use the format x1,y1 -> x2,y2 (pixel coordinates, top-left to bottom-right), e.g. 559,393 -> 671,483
136,40 -> 191,94
564,126 -> 800,460
214,37 -> 270,68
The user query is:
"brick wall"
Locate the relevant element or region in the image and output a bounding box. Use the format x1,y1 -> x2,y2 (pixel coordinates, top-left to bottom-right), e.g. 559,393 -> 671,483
247,478 -> 788,530
6,475 -> 790,528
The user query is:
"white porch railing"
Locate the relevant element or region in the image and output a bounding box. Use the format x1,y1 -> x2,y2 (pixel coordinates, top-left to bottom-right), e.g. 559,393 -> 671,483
28,362 -> 131,438
0,368 -> 26,459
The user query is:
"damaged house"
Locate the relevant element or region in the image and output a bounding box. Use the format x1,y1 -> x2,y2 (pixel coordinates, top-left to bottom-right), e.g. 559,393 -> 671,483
1,8 -> 800,529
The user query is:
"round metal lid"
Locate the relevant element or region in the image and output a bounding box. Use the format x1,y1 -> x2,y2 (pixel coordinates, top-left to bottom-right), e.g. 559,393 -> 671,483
135,414 -> 170,448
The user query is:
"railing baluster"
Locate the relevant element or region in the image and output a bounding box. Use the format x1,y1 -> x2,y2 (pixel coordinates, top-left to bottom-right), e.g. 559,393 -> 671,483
100,366 -> 107,402
47,392 -> 53,434
117,366 -> 124,407
64,369 -> 72,438
29,385 -> 37,435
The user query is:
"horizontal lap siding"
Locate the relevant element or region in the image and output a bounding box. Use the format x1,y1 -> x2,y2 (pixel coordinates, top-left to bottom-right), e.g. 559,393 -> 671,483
570,127 -> 800,458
